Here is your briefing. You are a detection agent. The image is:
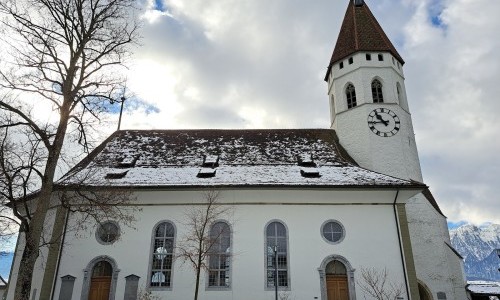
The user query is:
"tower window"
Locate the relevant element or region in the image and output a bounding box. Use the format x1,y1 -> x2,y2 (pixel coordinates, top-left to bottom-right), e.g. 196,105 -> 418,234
346,84 -> 357,109
339,62 -> 344,69
366,54 -> 371,61
348,57 -> 353,64
378,54 -> 384,61
396,83 -> 402,104
372,79 -> 384,103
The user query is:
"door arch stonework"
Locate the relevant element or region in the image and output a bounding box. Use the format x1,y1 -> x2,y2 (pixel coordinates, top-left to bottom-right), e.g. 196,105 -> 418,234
318,255 -> 356,300
80,256 -> 120,300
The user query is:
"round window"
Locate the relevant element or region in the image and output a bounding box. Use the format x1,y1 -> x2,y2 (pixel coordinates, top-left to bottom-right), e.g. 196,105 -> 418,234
96,221 -> 120,245
321,220 -> 345,244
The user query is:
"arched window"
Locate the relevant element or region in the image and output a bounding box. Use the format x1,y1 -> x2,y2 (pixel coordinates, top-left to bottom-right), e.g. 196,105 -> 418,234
372,79 -> 384,103
150,221 -> 175,288
346,84 -> 357,109
208,222 -> 231,288
265,221 -> 289,288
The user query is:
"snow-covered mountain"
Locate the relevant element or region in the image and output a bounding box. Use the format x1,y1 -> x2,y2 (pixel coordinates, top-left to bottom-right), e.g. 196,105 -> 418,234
450,223 -> 500,280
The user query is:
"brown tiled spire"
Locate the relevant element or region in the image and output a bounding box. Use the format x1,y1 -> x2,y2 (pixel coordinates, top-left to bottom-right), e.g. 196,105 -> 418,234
325,0 -> 405,80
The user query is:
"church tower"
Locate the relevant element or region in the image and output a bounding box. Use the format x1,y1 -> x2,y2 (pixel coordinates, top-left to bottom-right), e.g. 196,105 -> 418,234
326,1 -> 468,300
325,0 -> 422,182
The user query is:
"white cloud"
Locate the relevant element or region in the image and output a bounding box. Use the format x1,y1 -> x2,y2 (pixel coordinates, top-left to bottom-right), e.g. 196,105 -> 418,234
115,0 -> 500,224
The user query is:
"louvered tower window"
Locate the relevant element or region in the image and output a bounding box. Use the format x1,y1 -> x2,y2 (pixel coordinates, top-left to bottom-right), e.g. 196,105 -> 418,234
372,79 -> 384,103
346,84 -> 357,109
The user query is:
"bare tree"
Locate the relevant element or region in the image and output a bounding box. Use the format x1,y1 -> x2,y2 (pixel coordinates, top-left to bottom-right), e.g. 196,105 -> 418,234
137,286 -> 163,300
358,267 -> 405,300
0,0 -> 139,298
176,190 -> 232,300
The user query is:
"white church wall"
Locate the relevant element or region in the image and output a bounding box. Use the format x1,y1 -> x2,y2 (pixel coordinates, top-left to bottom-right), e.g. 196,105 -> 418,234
406,194 -> 467,300
50,189 -> 411,300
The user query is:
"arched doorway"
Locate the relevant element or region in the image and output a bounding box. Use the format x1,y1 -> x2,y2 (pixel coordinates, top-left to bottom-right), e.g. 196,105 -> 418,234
326,260 -> 349,300
80,256 -> 119,300
89,260 -> 112,300
418,282 -> 433,300
318,255 -> 356,300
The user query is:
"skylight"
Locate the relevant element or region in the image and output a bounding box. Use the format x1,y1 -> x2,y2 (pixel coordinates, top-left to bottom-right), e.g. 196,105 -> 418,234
202,155 -> 219,168
297,153 -> 316,167
300,167 -> 321,178
105,170 -> 128,179
197,168 -> 216,178
118,156 -> 138,168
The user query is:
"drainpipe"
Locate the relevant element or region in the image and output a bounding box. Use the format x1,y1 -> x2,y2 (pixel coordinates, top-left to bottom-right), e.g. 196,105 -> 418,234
393,190 -> 411,299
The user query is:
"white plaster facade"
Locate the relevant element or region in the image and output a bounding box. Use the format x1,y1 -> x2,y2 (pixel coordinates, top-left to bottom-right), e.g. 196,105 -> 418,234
7,188 -> 421,300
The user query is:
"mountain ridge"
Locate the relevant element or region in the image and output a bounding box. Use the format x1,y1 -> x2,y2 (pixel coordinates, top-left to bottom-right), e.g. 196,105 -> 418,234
450,223 -> 500,281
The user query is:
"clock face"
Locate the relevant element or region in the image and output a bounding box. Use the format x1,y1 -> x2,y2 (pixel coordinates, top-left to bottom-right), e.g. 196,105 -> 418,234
367,108 -> 400,137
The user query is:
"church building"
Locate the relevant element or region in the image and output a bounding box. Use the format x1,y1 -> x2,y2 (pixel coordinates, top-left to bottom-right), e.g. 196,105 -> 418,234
6,1 -> 467,299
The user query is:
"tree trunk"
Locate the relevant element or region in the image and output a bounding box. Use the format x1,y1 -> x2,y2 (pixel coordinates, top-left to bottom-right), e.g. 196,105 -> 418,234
194,252 -> 202,300
13,106 -> 70,300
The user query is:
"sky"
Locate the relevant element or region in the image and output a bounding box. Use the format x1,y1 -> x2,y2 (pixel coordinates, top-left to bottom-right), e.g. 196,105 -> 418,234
1,0 -> 498,237
107,0 -> 500,226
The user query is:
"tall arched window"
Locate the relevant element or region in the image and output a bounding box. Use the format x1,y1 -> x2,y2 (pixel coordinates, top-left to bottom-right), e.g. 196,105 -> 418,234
265,221 -> 289,288
346,84 -> 357,109
208,221 -> 231,288
150,221 -> 175,288
372,79 -> 384,103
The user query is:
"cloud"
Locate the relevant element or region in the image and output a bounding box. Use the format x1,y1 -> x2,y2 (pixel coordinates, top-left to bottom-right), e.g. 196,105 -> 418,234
401,0 -> 500,224
116,0 -> 500,224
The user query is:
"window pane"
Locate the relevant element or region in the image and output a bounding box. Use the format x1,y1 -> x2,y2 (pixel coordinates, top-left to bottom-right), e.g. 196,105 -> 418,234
277,255 -> 287,269
278,271 -> 288,287
266,221 -> 289,288
322,221 -> 344,243
165,223 -> 174,237
150,222 -> 175,287
267,271 -> 275,287
208,222 -> 231,287
275,223 -> 286,237
155,223 -> 165,237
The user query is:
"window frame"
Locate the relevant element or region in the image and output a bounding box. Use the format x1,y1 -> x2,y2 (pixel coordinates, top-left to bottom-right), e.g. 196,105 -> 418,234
346,83 -> 357,109
95,220 -> 120,245
264,220 -> 291,291
371,79 -> 384,103
320,220 -> 346,245
206,220 -> 232,291
148,220 -> 176,290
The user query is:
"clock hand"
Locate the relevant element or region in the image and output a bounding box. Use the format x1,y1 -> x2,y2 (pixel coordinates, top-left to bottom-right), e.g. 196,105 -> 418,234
375,112 -> 389,126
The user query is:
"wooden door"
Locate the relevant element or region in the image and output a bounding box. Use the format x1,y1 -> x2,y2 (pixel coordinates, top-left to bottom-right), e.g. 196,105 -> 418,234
89,276 -> 111,300
326,275 -> 349,300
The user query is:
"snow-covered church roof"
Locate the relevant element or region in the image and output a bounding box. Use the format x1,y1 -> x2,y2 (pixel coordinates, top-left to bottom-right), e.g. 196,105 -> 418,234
58,129 -> 424,189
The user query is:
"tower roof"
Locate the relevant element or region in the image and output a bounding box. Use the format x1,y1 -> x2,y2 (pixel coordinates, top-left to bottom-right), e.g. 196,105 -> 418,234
325,0 -> 405,80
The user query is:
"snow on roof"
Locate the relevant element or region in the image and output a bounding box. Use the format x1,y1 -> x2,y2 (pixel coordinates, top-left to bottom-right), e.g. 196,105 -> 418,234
467,282 -> 500,295
58,129 -> 423,189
